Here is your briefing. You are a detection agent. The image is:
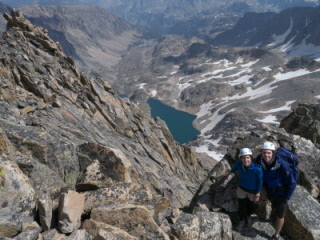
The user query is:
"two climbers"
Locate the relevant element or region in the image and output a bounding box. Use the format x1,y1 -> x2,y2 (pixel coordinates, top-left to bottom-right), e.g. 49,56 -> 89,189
224,142 -> 298,240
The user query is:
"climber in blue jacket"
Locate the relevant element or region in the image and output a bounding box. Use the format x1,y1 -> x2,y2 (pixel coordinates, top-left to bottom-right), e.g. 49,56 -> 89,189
256,142 -> 297,240
224,147 -> 263,232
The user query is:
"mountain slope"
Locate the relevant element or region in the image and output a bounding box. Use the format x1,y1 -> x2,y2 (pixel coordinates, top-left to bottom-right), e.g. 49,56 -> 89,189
0,8 -> 212,213
19,4 -> 142,81
211,6 -> 320,59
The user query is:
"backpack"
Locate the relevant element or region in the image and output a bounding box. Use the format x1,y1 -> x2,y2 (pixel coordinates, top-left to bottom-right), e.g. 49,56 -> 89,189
275,147 -> 299,182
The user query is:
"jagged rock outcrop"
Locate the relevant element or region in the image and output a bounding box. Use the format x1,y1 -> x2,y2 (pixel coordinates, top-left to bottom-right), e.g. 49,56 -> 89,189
0,9 -> 223,239
190,124 -> 320,240
0,3 -> 11,34
280,104 -> 320,146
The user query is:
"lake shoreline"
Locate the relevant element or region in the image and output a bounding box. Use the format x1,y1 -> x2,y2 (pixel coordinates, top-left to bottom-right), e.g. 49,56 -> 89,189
148,98 -> 200,144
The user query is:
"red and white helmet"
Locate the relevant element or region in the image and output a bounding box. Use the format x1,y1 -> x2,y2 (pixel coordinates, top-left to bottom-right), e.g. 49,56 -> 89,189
261,142 -> 276,151
239,148 -> 252,157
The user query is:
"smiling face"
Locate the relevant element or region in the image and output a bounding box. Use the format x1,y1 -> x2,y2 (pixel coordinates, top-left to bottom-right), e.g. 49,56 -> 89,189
240,155 -> 252,167
261,149 -> 274,164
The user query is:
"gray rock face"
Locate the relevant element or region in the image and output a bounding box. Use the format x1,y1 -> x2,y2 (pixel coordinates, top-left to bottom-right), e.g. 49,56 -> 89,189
0,9 -> 217,240
171,212 -> 200,240
63,229 -> 91,240
286,186 -> 320,240
81,182 -> 152,213
171,211 -> 232,240
58,190 -> 85,233
12,222 -> 42,240
0,160 -> 35,238
280,104 -> 320,145
81,219 -> 138,240
91,204 -> 170,240
280,104 -> 320,193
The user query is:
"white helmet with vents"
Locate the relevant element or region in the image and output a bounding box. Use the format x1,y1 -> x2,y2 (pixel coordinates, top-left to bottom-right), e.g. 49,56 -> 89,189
261,142 -> 276,151
239,148 -> 252,157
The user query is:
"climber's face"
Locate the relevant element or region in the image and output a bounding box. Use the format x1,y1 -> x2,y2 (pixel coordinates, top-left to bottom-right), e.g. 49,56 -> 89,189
240,155 -> 252,167
261,149 -> 274,165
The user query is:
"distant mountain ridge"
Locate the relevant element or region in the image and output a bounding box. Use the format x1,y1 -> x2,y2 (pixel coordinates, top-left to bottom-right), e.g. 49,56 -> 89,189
18,4 -> 142,81
2,0 -> 320,38
211,6 -> 320,58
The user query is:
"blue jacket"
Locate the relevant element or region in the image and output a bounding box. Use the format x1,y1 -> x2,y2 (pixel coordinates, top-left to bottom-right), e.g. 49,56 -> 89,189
231,160 -> 263,193
256,155 -> 297,200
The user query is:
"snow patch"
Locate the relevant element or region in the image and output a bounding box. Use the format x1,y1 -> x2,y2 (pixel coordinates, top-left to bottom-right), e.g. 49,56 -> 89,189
268,19 -> 293,47
241,59 -> 259,67
256,115 -> 279,124
137,83 -> 146,89
259,100 -> 295,113
195,137 -> 225,161
236,57 -> 244,64
262,66 -> 272,71
151,90 -> 157,97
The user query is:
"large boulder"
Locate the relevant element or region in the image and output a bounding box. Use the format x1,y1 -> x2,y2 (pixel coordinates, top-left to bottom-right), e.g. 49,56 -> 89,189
280,104 -> 320,145
0,159 -> 35,238
82,182 -> 152,213
170,211 -> 232,240
81,219 -> 138,240
90,204 -> 170,240
285,185 -> 320,240
58,190 -> 85,234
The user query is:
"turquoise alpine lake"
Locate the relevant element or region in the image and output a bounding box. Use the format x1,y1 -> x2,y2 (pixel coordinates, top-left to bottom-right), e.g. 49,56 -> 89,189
147,98 -> 200,144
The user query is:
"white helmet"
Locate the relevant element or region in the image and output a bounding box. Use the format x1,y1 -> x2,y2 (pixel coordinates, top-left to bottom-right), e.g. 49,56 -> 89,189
261,142 -> 275,151
239,148 -> 252,157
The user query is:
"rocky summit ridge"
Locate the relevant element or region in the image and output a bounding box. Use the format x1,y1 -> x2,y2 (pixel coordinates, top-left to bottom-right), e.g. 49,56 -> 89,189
1,9 -> 320,240
0,9 -> 212,239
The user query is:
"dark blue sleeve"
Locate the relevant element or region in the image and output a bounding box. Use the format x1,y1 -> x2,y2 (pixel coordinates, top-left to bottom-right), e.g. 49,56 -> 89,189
256,167 -> 263,193
285,173 -> 297,200
230,160 -> 240,173
282,163 -> 297,200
